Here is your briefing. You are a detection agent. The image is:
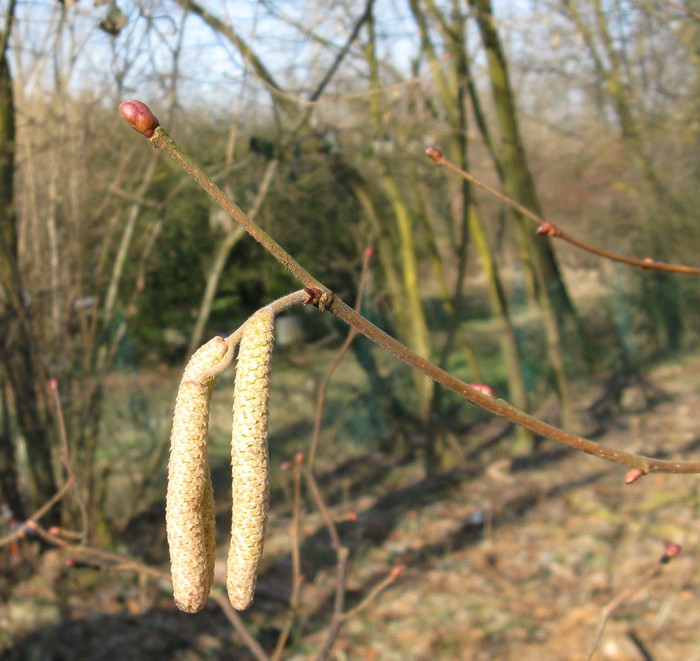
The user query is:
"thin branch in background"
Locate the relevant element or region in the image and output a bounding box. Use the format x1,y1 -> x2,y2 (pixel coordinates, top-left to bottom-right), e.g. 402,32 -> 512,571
301,466 -> 402,660
48,378 -> 89,542
0,479 -> 74,549
302,466 -> 348,660
660,0 -> 700,20
307,245 -> 374,469
209,589 -> 272,661
425,147 -> 700,276
271,452 -> 305,661
6,515 -> 271,661
339,564 -> 405,623
585,543 -> 682,661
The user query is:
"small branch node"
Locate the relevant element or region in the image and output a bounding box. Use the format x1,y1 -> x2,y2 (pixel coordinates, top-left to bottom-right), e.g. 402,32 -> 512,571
469,383 -> 496,397
624,467 -> 647,484
537,222 -> 560,238
661,542 -> 682,563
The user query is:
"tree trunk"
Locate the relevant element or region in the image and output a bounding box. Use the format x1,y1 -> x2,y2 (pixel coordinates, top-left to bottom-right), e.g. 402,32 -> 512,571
470,0 -> 582,431
0,3 -> 58,516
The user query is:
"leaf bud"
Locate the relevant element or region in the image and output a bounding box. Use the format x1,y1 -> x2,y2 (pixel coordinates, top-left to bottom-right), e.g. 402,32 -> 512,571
119,100 -> 160,138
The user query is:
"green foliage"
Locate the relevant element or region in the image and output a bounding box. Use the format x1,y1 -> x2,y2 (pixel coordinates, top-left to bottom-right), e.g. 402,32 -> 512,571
131,183 -> 215,362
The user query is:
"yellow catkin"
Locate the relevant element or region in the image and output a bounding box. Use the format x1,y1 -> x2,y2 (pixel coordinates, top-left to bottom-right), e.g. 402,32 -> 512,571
227,308 -> 275,610
166,336 -> 227,613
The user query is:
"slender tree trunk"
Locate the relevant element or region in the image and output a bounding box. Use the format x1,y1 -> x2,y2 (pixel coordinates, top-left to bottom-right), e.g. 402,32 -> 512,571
412,0 -> 534,452
0,2 -> 58,515
561,0 -> 685,352
470,0 -> 582,430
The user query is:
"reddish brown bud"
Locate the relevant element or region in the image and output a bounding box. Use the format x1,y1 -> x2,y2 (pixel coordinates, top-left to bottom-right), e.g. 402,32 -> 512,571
48,526 -> 61,536
294,451 -> 304,465
390,564 -> 406,580
364,245 -> 376,258
280,461 -> 293,471
470,383 -> 496,398
425,146 -> 443,163
119,100 -> 160,138
624,467 -> 646,484
48,378 -> 57,391
344,512 -> 358,522
662,543 -> 682,560
304,287 -> 322,306
537,222 -> 559,238
641,257 -> 656,269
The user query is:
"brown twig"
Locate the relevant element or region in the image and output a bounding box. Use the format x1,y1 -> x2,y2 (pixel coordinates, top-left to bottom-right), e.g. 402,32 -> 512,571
315,546 -> 350,661
585,543 -> 682,661
302,467 -> 402,659
339,564 -> 404,623
48,380 -> 89,542
425,147 -> 700,276
147,126 -> 324,290
271,454 -> 305,661
0,479 -> 74,549
209,588 -> 272,661
120,103 -> 700,475
302,467 -> 348,660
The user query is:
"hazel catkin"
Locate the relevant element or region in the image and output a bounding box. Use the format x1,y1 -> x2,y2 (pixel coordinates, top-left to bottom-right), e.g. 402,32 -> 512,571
227,308 -> 275,610
166,336 -> 227,613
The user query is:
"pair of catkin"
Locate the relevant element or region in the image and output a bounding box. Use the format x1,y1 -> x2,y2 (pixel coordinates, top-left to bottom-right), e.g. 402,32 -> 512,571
166,308 -> 275,613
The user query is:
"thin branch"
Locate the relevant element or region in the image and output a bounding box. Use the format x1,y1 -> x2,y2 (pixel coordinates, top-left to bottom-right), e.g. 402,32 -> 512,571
48,380 -> 89,542
339,565 -> 404,623
210,589 -> 272,661
0,479 -> 74,549
307,246 -> 373,468
425,147 -> 700,276
585,543 -> 682,661
14,519 -> 272,661
660,0 -> 700,21
271,455 -> 305,661
121,105 -> 700,475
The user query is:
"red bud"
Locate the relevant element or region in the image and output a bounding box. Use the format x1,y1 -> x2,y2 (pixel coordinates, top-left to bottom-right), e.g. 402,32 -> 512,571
119,100 -> 160,138
425,146 -> 443,163
390,564 -> 406,579
294,451 -> 304,465
470,383 -> 496,398
304,287 -> 321,305
364,246 -> 375,258
537,222 -> 559,238
624,467 -> 646,484
663,542 -> 682,560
